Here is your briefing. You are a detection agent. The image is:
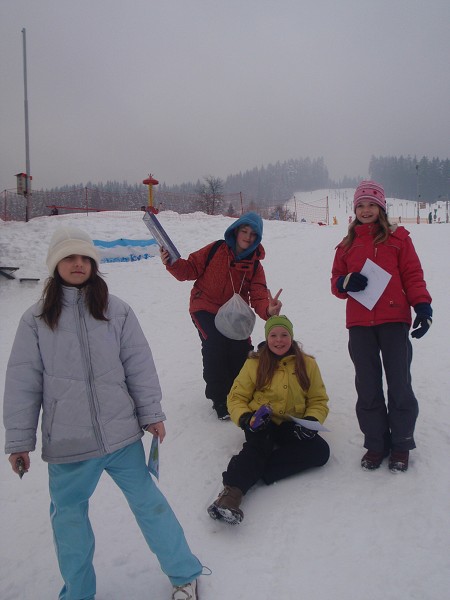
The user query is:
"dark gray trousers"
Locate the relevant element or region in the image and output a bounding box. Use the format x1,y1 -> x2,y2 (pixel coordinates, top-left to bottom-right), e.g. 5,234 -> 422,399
348,323 -> 418,453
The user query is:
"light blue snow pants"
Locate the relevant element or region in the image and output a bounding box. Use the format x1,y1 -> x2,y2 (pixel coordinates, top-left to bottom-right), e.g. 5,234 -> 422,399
48,440 -> 202,600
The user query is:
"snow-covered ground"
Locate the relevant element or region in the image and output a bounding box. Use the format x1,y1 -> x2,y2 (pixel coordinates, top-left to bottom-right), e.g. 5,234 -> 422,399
1,190 -> 449,600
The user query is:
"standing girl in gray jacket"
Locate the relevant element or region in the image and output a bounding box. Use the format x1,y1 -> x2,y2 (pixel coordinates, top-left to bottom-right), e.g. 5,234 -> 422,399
3,226 -> 202,600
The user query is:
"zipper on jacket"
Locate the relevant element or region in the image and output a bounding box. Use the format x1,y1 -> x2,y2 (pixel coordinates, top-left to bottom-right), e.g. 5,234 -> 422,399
75,290 -> 108,455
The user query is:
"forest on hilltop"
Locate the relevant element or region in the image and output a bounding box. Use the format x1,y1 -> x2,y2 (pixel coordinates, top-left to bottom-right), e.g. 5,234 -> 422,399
47,155 -> 449,204
4,155 -> 449,221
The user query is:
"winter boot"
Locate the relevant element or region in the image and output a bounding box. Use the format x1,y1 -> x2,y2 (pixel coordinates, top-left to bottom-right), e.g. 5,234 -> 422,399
172,579 -> 198,600
389,450 -> 409,473
361,450 -> 387,470
213,401 -> 230,421
207,485 -> 244,524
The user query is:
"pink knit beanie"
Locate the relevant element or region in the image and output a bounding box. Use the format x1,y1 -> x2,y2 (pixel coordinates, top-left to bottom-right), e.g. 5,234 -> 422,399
353,180 -> 386,212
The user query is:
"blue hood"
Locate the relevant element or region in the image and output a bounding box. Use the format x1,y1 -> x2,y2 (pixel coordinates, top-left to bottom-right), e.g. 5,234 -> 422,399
224,212 -> 263,260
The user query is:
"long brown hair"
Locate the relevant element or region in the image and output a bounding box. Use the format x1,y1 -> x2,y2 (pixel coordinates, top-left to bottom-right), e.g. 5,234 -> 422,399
341,210 -> 393,248
249,340 -> 312,391
39,259 -> 109,330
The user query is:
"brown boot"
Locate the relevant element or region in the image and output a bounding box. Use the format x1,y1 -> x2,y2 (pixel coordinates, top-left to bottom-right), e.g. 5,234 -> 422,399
389,450 -> 409,473
361,450 -> 385,470
207,485 -> 244,524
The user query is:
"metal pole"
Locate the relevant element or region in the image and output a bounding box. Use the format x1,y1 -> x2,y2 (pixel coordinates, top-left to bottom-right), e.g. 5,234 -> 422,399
148,183 -> 153,209
415,164 -> 420,224
22,28 -> 31,222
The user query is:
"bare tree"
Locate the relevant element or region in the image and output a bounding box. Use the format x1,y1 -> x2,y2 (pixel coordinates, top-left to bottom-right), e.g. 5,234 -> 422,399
196,176 -> 224,215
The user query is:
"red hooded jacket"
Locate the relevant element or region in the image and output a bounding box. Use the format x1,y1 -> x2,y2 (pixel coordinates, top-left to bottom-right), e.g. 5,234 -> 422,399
166,240 -> 270,319
331,224 -> 431,328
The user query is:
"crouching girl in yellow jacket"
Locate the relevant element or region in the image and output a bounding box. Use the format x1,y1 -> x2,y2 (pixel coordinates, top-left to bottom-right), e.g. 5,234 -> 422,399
208,315 -> 330,525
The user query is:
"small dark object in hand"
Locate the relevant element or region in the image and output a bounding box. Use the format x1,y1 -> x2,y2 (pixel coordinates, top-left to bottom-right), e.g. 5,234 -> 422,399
249,405 -> 273,431
16,457 -> 26,479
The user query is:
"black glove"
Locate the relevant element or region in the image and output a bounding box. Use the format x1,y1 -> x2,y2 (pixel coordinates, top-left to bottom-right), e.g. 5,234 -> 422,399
337,272 -> 368,293
293,416 -> 318,441
411,303 -> 432,339
239,406 -> 272,432
239,412 -> 254,431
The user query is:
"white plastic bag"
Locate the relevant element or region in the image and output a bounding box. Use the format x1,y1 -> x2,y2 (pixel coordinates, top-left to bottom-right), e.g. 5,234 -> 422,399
215,293 -> 256,340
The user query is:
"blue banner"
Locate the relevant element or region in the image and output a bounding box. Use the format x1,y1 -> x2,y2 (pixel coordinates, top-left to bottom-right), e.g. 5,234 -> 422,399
93,238 -> 158,263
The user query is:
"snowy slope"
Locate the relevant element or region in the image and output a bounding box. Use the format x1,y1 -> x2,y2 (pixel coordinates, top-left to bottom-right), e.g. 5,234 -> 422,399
1,190 -> 449,600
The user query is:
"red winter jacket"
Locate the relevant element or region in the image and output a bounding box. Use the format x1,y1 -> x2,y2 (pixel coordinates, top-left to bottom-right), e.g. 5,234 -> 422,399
166,240 -> 271,319
331,224 -> 431,328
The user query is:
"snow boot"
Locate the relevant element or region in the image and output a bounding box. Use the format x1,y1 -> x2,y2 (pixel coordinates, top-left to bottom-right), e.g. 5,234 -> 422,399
361,450 -> 387,470
172,579 -> 198,600
207,485 -> 244,524
389,450 -> 409,473
213,401 -> 230,421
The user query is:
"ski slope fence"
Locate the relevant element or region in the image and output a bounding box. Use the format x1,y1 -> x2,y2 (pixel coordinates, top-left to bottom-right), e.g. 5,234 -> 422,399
1,187 -> 329,224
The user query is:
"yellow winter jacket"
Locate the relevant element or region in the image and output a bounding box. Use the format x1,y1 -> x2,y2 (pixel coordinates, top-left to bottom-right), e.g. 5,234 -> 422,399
227,354 -> 329,427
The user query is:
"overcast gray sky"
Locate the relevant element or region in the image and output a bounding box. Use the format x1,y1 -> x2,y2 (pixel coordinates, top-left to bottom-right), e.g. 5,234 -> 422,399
1,0 -> 449,193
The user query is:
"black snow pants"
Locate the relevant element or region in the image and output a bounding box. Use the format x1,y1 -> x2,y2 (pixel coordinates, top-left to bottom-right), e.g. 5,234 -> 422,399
348,322 -> 419,453
192,311 -> 252,409
222,421 -> 330,494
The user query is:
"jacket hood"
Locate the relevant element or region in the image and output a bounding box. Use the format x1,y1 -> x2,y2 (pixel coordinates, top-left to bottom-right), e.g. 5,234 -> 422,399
354,222 -> 410,241
224,212 -> 263,260
389,224 -> 410,240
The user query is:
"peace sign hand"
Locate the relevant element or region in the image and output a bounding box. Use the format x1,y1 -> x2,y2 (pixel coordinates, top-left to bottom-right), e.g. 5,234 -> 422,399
267,288 -> 282,316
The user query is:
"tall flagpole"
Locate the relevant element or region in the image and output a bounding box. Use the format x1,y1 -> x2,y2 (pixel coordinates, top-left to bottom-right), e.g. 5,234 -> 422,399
22,27 -> 31,222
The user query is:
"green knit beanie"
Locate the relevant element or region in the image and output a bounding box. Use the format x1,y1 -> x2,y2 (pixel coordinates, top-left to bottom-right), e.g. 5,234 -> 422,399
265,315 -> 294,339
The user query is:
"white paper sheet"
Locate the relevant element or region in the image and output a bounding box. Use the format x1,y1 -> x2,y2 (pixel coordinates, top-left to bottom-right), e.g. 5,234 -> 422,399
347,258 -> 392,310
289,416 -> 330,432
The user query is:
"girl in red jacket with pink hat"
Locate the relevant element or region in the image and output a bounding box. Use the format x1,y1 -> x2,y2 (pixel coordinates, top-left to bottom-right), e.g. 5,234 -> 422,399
331,180 -> 432,473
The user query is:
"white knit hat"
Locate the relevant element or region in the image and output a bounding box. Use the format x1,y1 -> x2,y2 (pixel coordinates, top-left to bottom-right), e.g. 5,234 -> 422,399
46,226 -> 100,275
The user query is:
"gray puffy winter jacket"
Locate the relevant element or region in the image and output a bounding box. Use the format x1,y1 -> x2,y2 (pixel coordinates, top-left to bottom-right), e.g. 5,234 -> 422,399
3,286 -> 165,464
